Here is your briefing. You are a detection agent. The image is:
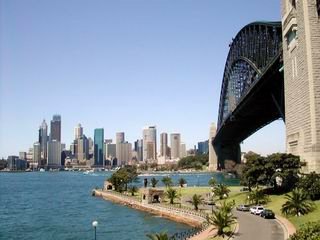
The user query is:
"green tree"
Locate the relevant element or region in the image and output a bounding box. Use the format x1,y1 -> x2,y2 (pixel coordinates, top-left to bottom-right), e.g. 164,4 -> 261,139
146,232 -> 170,240
162,176 -> 173,188
281,188 -> 315,216
206,200 -> 236,237
177,154 -> 208,169
128,185 -> 138,196
166,187 -> 179,204
108,166 -> 138,192
208,177 -> 216,188
247,186 -> 269,205
178,177 -> 187,187
289,221 -> 320,240
298,172 -> 320,201
213,184 -> 230,200
151,177 -> 159,188
191,194 -> 203,211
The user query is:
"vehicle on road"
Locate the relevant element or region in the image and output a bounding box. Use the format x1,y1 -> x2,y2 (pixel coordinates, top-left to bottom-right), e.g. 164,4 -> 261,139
250,206 -> 257,214
260,209 -> 275,219
255,206 -> 265,215
236,204 -> 250,211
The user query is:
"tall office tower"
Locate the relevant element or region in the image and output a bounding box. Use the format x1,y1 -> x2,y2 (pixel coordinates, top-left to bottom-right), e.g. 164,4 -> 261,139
134,139 -> 143,161
170,133 -> 181,159
198,140 -> 209,155
116,142 -> 132,166
180,143 -> 187,158
209,122 -> 218,171
116,132 -> 125,144
50,114 -> 61,141
39,120 -> 48,164
160,133 -> 168,158
70,142 -> 76,155
143,126 -> 157,162
47,140 -> 62,168
26,148 -> 33,163
106,144 -> 116,159
88,137 -> 94,155
77,135 -> 89,161
33,142 -> 41,167
105,139 -> 112,144
74,123 -> 83,140
19,152 -> 27,160
94,128 -> 104,166
281,0 -> 320,172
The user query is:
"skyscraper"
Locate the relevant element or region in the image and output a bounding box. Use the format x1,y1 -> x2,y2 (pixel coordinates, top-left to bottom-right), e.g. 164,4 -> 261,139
94,128 -> 104,166
160,133 -> 168,159
180,143 -> 187,158
170,133 -> 181,159
198,140 -> 209,154
47,140 -> 61,168
50,115 -> 61,141
116,142 -> 132,166
134,139 -> 143,162
77,135 -> 89,161
116,132 -> 125,144
39,120 -> 48,165
33,142 -> 41,167
209,122 -> 218,171
143,126 -> 157,162
74,123 -> 83,140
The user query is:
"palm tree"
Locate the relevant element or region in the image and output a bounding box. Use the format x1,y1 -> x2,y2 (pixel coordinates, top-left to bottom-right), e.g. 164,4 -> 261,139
162,176 -> 173,188
151,177 -> 159,188
146,232 -> 169,240
247,186 -> 269,205
128,185 -> 138,196
207,204 -> 236,236
166,187 -> 179,204
213,184 -> 230,200
178,177 -> 187,187
208,177 -> 216,188
191,194 -> 203,211
281,188 -> 315,216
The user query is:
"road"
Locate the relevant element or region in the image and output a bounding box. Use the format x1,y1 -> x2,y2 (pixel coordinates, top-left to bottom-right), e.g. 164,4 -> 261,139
233,210 -> 284,240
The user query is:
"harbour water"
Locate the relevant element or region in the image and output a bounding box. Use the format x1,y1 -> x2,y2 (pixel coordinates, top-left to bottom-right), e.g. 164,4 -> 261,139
0,171 -> 239,240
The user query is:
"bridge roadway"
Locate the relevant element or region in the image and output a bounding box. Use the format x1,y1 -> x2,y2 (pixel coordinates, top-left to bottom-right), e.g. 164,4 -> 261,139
233,210 -> 284,240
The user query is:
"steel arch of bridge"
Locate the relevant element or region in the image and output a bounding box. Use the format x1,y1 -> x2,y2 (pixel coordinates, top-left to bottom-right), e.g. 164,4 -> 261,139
217,22 -> 282,130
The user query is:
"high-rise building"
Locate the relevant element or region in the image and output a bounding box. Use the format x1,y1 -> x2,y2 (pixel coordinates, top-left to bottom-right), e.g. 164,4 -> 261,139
116,142 -> 132,166
134,139 -> 143,161
19,152 -> 27,160
116,132 -> 125,144
74,123 -> 83,140
77,135 -> 89,161
50,115 -> 61,141
39,120 -> 48,165
160,133 -> 168,158
94,128 -> 104,166
198,140 -> 209,155
143,126 -> 157,162
170,133 -> 181,159
106,144 -> 116,159
33,142 -> 41,167
209,122 -> 218,171
180,143 -> 187,158
47,140 -> 62,168
88,137 -> 94,155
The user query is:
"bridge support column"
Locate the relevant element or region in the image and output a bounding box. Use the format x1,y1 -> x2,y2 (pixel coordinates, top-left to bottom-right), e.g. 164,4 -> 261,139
213,142 -> 241,170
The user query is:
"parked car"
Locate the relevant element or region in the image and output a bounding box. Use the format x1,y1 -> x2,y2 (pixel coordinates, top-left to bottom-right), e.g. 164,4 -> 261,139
255,206 -> 265,215
250,206 -> 257,214
260,209 -> 275,219
236,204 -> 250,211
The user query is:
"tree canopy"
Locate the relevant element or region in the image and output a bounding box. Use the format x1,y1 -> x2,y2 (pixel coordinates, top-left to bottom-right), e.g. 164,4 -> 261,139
177,154 -> 208,170
108,166 -> 138,192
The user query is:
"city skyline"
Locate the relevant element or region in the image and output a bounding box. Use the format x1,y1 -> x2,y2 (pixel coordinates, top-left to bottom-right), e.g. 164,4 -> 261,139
0,0 -> 284,158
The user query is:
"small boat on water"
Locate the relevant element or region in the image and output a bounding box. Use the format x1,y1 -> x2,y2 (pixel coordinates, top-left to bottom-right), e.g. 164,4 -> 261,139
39,168 -> 45,172
83,169 -> 94,175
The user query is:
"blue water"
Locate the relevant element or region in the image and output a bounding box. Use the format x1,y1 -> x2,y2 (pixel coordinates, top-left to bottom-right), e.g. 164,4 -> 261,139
0,171 -> 239,240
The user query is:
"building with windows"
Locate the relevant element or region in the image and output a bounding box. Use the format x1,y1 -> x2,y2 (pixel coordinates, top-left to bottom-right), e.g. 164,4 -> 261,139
170,133 -> 181,159
94,128 -> 104,166
74,123 -> 83,140
50,115 -> 61,141
143,126 -> 157,162
198,140 -> 209,155
33,142 -> 41,167
39,119 -> 48,165
47,140 -> 62,168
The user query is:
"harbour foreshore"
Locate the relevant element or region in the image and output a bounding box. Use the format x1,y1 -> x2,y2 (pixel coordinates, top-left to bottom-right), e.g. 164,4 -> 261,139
93,189 -> 205,227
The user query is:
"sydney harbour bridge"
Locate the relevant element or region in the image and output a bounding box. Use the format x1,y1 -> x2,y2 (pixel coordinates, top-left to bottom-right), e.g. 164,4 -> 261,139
212,0 -> 320,173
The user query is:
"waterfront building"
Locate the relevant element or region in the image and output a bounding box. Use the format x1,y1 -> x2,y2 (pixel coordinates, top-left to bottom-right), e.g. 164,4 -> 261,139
74,123 -> 83,140
19,152 -> 26,160
198,140 -> 209,155
77,135 -> 89,161
7,156 -> 26,171
88,137 -> 94,155
170,133 -> 181,159
50,115 -> 61,142
106,143 -> 116,160
116,142 -> 132,166
26,148 -> 33,163
47,140 -> 62,168
160,133 -> 169,159
134,139 -> 143,162
39,119 -> 48,165
143,126 -> 157,162
209,122 -> 218,171
94,128 -> 104,166
116,132 -> 125,144
33,142 -> 41,167
180,143 -> 187,158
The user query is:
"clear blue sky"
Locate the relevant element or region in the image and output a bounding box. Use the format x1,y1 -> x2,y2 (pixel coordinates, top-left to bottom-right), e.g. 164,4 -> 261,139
0,0 -> 285,158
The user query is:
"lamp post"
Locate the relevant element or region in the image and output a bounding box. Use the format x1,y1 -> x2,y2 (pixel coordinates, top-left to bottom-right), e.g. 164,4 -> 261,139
92,220 -> 98,240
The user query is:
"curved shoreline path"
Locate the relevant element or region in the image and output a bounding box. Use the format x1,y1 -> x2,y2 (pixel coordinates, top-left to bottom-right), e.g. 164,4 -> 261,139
234,211 -> 284,240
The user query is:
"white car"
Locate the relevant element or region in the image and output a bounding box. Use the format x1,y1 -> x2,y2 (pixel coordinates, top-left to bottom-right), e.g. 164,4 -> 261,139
250,206 -> 257,214
255,206 -> 265,215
